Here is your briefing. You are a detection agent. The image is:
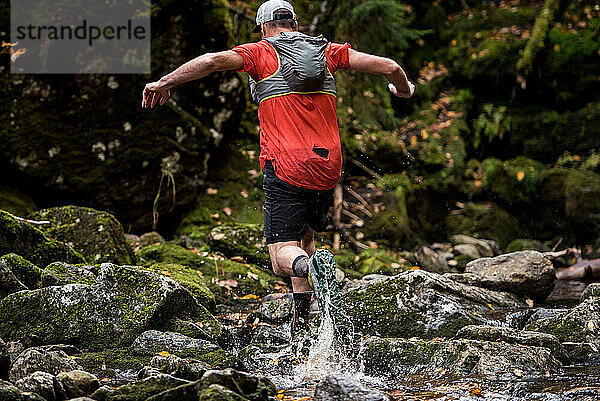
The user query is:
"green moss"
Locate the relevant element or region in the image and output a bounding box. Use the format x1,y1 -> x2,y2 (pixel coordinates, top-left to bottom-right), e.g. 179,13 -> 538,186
0,253 -> 43,289
144,263 -> 215,310
517,0 -> 561,71
42,262 -> 96,285
208,223 -> 269,267
0,210 -> 85,268
76,348 -> 152,374
528,317 -> 585,342
506,239 -> 549,253
30,206 -> 135,265
193,349 -> 242,370
355,248 -> 412,276
138,243 -> 279,302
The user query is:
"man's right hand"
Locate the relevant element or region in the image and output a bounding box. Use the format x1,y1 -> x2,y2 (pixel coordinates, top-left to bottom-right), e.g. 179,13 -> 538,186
389,81 -> 415,98
142,81 -> 170,109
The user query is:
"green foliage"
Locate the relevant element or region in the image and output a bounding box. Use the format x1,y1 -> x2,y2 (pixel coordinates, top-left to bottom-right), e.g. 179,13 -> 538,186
472,104 -> 511,149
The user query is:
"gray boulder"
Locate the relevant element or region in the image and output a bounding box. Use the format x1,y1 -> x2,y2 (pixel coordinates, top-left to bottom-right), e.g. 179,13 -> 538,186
526,297 -> 600,345
15,371 -> 63,401
9,348 -> 81,382
254,294 -> 294,324
0,256 -> 29,298
130,330 -> 218,357
465,250 -> 555,300
56,370 -> 100,398
40,262 -> 97,286
455,325 -> 569,363
343,270 -> 524,338
361,337 -> 561,379
0,264 -> 224,350
314,374 -> 391,401
452,244 -> 481,259
450,234 -> 496,257
208,223 -> 269,267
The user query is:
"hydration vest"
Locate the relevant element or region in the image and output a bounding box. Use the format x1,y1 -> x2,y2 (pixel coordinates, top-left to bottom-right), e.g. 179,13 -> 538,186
249,31 -> 337,105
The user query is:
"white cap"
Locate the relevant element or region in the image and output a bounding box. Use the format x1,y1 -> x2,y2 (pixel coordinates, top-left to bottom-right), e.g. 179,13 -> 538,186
253,0 -> 296,33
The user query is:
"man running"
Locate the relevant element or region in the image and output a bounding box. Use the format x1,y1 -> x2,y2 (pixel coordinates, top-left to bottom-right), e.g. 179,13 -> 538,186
142,0 -> 414,329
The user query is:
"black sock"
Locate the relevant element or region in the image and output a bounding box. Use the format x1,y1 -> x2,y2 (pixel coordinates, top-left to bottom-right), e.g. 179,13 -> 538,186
293,292 -> 311,324
292,255 -> 309,278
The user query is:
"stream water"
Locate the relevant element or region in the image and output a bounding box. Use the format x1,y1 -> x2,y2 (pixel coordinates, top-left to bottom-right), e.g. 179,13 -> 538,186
244,279 -> 600,400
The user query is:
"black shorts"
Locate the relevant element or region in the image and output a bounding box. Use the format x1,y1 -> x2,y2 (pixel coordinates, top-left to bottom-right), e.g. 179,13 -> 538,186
263,160 -> 334,245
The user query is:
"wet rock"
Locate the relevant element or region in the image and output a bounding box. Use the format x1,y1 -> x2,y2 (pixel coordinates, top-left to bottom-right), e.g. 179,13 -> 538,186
150,354 -> 210,381
139,232 -> 166,247
562,342 -> 600,364
250,323 -> 292,347
30,206 -> 135,265
0,379 -> 24,400
38,344 -> 81,356
9,348 -> 81,382
104,374 -> 189,401
67,398 -> 96,401
525,308 -> 568,328
353,248 -> 412,276
56,370 -> 100,398
0,210 -> 86,268
0,264 -> 224,350
455,325 -> 569,363
314,374 -> 391,401
138,366 -> 163,379
41,262 -> 97,286
130,330 -> 218,358
253,294 -> 294,324
526,297 -> 600,344
465,251 -> 555,300
208,223 -> 269,267
362,337 -> 561,379
7,341 -> 24,363
344,270 -> 523,338
15,371 -> 60,401
582,283 -> 600,300
450,235 -> 496,258
414,246 -> 451,273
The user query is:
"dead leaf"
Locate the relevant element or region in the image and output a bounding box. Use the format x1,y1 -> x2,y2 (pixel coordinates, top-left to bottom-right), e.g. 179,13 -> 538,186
470,387 -> 482,396
247,271 -> 259,280
513,369 -> 524,377
218,279 -> 238,288
206,188 -> 218,195
239,294 -> 260,300
516,171 -> 525,181
160,270 -> 171,276
212,233 -> 225,241
230,256 -> 245,263
240,189 -> 249,198
223,207 -> 232,216
526,299 -> 534,307
157,351 -> 171,357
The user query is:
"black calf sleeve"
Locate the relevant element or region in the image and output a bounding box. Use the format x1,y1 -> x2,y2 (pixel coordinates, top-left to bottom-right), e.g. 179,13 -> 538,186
292,255 -> 309,278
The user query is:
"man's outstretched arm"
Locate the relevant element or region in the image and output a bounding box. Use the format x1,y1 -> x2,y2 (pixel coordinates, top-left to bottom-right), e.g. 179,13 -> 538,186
142,50 -> 244,109
348,48 -> 415,98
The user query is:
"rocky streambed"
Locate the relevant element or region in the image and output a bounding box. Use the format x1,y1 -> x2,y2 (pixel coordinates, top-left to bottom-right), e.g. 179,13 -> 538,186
1,206 -> 600,400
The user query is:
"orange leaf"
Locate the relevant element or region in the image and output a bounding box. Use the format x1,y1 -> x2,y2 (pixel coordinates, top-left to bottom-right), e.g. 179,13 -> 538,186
516,171 -> 525,181
157,351 -> 171,357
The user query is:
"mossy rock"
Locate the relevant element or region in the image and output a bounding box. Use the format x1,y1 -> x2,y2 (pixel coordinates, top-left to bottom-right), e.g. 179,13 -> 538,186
137,243 -> 279,301
208,223 -> 269,268
0,186 -> 36,217
0,253 -> 43,290
563,169 -> 600,242
0,210 -> 85,268
75,348 -> 153,376
40,262 -> 97,286
143,263 -> 216,310
445,202 -> 521,249
29,206 -> 135,265
0,264 -> 224,350
506,239 -> 550,253
106,374 -> 190,401
343,270 -> 523,338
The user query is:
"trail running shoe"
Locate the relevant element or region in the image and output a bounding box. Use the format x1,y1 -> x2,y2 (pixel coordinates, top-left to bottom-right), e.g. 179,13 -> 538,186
307,249 -> 344,322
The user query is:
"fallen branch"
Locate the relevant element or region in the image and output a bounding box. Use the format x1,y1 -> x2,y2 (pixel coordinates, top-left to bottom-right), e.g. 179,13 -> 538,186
343,201 -> 373,218
556,258 -> 600,280
12,216 -> 50,225
350,158 -> 386,185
